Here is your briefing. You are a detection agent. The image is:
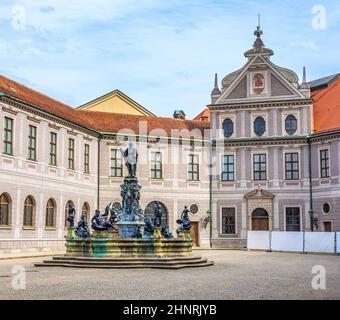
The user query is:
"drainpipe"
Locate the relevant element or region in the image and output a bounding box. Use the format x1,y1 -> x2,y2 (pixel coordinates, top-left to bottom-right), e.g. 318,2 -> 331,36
97,135 -> 101,210
208,140 -> 213,248
307,134 -> 314,232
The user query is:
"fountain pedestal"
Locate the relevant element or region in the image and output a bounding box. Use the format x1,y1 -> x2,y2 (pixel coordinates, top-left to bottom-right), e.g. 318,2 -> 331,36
117,177 -> 145,238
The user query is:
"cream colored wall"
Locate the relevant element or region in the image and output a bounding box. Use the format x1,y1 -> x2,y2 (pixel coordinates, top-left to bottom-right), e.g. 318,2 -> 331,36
79,94 -> 150,116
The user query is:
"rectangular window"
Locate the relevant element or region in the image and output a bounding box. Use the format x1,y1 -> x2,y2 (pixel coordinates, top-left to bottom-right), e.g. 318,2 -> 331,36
3,117 -> 13,155
28,125 -> 37,161
285,153 -> 299,180
84,144 -> 90,174
286,207 -> 301,231
253,154 -> 266,181
110,149 -> 123,177
50,132 -> 57,166
221,208 -> 236,234
222,155 -> 234,181
320,149 -> 330,178
68,138 -> 75,170
151,152 -> 162,179
188,154 -> 199,181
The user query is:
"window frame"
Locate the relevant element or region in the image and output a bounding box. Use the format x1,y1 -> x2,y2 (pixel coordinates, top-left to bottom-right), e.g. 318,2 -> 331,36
253,116 -> 266,137
23,196 -> 35,228
222,118 -> 234,139
68,138 -> 75,170
0,193 -> 11,227
45,199 -> 56,228
285,114 -> 298,135
285,152 -> 299,180
84,143 -> 90,174
150,151 -> 162,179
253,153 -> 267,181
49,132 -> 57,166
110,149 -> 123,177
188,154 -> 200,181
320,148 -> 330,178
222,155 -> 235,181
28,125 -> 37,161
3,117 -> 14,155
220,207 -> 237,235
285,207 -> 301,231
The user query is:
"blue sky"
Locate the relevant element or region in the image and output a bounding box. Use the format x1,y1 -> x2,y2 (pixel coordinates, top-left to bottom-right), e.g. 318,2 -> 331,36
0,0 -> 339,118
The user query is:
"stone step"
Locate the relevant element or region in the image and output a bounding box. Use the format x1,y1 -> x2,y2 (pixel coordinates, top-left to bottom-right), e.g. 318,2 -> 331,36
34,256 -> 214,269
52,256 -> 203,263
35,261 -> 213,269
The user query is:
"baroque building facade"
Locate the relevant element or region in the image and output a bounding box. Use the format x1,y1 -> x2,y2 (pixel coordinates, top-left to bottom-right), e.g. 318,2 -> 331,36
0,27 -> 340,255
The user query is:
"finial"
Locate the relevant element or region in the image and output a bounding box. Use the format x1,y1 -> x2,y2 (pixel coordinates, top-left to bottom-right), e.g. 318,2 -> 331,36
214,73 -> 218,89
300,66 -> 310,90
211,73 -> 221,103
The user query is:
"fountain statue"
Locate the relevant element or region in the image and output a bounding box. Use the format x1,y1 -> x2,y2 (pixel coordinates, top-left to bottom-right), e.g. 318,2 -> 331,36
36,143 -> 213,269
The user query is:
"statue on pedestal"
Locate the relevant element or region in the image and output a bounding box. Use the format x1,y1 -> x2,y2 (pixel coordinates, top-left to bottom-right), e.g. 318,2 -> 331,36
121,141 -> 138,178
153,202 -> 162,227
66,205 -> 76,228
75,214 -> 90,239
176,205 -> 192,234
91,208 -> 117,231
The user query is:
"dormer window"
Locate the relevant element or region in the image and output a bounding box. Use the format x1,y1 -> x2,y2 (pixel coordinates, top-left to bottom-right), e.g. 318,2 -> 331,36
254,117 -> 266,137
285,115 -> 297,135
223,118 -> 234,138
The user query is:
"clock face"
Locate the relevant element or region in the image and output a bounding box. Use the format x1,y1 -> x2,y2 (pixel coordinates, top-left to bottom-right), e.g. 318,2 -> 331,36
253,73 -> 265,94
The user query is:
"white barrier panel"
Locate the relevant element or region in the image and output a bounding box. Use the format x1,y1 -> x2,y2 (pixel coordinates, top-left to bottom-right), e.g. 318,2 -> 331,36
247,231 -> 270,250
305,232 -> 335,253
271,231 -> 304,252
337,233 -> 340,254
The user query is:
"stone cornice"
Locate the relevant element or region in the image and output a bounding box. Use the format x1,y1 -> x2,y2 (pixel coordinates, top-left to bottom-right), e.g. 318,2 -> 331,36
208,98 -> 312,111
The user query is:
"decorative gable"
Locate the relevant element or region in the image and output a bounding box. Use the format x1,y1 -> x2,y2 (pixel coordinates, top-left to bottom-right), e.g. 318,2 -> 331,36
271,74 -> 296,96
228,76 -> 247,99
77,90 -> 155,117
244,186 -> 275,199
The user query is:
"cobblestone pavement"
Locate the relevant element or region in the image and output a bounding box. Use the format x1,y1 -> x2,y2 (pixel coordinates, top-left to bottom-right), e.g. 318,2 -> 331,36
0,250 -> 339,300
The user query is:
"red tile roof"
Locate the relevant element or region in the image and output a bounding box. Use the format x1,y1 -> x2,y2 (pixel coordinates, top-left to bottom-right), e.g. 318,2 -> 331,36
313,78 -> 340,133
0,75 -> 210,139
193,108 -> 210,122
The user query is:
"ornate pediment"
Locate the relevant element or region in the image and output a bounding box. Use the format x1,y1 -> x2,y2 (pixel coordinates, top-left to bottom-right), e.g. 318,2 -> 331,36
244,185 -> 275,199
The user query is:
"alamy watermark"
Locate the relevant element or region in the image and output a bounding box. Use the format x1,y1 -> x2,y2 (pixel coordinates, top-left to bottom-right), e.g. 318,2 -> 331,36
11,4 -> 27,30
311,265 -> 326,290
312,5 -> 327,30
11,265 -> 26,290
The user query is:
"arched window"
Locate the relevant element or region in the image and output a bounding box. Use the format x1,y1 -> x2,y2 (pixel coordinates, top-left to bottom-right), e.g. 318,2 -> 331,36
65,201 -> 75,227
254,117 -> 266,137
223,118 -> 234,138
285,115 -> 297,135
82,202 -> 90,221
144,201 -> 168,227
46,199 -> 56,228
0,193 -> 11,226
23,196 -> 35,227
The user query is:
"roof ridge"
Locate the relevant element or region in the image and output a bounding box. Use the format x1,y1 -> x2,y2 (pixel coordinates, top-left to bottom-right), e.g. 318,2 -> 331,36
0,75 -> 75,110
78,110 -> 210,125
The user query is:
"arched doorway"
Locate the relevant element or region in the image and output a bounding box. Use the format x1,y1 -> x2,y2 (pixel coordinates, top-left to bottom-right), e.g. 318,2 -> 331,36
144,201 -> 168,227
82,202 -> 90,221
252,208 -> 269,231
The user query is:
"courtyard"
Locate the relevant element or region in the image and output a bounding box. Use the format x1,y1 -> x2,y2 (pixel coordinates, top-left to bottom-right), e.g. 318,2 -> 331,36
0,250 -> 339,300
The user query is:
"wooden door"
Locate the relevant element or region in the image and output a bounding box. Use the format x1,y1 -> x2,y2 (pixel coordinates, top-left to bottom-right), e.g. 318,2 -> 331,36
190,222 -> 199,246
252,218 -> 269,231
323,222 -> 332,232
